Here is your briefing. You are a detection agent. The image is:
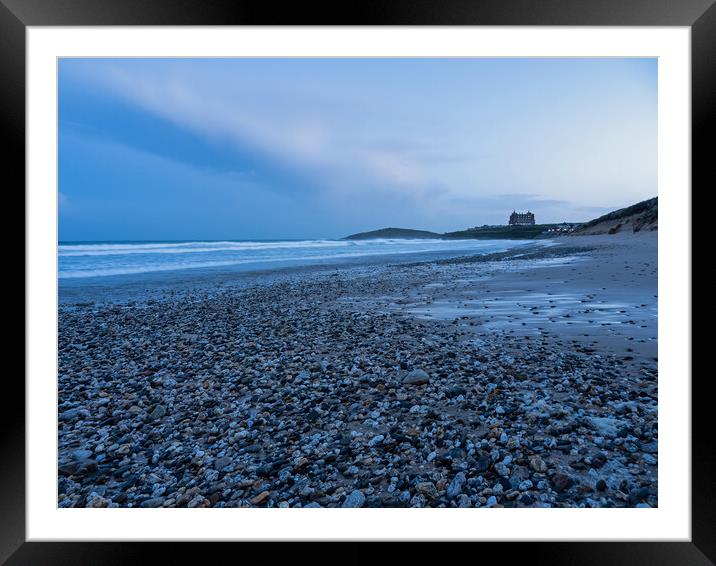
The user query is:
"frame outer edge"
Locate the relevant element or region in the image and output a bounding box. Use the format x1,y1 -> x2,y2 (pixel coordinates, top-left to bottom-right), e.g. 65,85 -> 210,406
0,0 -> 715,26
691,1 -> 716,564
0,0 -> 27,565
7,0 -> 714,563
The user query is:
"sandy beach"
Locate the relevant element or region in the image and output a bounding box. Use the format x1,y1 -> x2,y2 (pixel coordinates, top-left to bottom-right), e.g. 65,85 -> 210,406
58,232 -> 657,508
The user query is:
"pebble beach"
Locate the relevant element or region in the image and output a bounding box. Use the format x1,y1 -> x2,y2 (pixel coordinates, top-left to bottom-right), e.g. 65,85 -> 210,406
57,232 -> 658,509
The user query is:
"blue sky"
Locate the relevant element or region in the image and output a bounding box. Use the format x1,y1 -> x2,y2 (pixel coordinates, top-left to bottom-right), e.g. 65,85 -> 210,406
59,58 -> 657,241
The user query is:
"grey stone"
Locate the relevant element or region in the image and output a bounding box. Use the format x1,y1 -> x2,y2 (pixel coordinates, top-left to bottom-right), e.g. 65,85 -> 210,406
150,405 -> 166,420
447,472 -> 466,498
342,490 -> 366,508
494,462 -> 510,477
403,369 -> 430,385
214,456 -> 233,471
59,407 -> 90,422
416,481 -> 439,500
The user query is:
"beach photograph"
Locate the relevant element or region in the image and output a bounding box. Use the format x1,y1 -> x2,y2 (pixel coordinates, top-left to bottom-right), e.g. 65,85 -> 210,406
57,57 -> 658,509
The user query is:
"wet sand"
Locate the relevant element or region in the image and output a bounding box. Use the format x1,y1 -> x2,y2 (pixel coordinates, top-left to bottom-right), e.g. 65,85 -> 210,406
344,233 -> 657,366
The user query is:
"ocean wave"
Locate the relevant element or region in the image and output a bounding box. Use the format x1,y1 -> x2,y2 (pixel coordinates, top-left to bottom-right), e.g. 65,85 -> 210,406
57,245 -> 485,278
58,239 -> 353,256
58,239 -> 542,279
58,250 -> 438,278
57,238 -> 471,257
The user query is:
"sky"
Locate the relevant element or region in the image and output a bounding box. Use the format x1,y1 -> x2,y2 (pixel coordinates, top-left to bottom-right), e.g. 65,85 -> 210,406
58,58 -> 657,241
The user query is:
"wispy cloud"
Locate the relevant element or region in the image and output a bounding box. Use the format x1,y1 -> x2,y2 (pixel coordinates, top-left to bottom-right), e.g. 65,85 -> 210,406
92,65 -> 444,199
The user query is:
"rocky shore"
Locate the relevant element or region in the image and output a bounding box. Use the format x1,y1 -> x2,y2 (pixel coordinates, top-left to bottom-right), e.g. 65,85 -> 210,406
58,234 -> 658,508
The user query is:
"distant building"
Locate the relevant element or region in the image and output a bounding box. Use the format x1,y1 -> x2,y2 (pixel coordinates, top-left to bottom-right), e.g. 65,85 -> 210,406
508,211 -> 535,226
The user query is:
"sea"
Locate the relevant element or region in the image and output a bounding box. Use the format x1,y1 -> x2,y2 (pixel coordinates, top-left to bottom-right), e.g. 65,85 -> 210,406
58,238 -> 540,280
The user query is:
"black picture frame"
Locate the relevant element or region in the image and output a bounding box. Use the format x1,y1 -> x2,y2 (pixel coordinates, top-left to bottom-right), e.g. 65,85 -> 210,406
5,1 -> 712,564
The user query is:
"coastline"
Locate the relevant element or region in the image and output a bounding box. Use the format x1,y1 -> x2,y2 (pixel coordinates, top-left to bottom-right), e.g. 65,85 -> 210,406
58,232 -> 657,508
57,239 -> 547,306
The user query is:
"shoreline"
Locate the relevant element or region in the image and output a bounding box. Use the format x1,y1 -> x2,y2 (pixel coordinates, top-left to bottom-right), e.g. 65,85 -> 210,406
58,239 -> 550,306
58,232 -> 657,508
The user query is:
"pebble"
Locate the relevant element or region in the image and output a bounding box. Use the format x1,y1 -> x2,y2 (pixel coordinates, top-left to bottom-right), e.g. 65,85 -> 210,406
403,369 -> 430,385
551,473 -> 571,493
150,405 -> 166,420
529,457 -> 548,473
342,490 -> 366,508
447,472 -> 466,499
416,482 -> 439,500
494,462 -> 510,477
250,491 -> 270,505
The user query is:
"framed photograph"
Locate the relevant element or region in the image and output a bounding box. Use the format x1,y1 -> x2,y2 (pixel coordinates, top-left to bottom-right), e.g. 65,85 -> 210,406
7,0 -> 712,563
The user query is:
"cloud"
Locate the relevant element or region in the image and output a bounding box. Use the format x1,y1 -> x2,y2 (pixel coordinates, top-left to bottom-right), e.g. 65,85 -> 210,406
91,65 -> 442,199
442,193 -> 571,211
488,193 -> 571,207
